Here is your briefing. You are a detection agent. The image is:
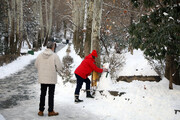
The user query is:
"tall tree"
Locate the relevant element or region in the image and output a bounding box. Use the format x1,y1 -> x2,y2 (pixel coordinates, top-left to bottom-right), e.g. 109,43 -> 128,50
72,0 -> 78,52
78,0 -> 86,57
43,0 -> 49,46
38,0 -> 44,48
84,0 -> 94,57
32,0 -> 39,49
17,0 -> 24,55
91,0 -> 103,67
48,0 -> 54,38
9,0 -> 16,54
72,0 -> 85,57
1,0 -> 9,55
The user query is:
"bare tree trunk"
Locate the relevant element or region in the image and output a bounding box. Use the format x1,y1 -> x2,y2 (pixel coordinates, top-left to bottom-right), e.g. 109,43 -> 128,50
165,55 -> 171,80
84,0 -> 94,57
78,0 -> 85,57
72,0 -> 85,57
9,0 -> 16,54
32,1 -> 39,50
39,0 -> 44,47
91,0 -> 103,67
43,0 -> 49,46
63,20 -> 67,39
16,0 -> 20,54
48,0 -> 53,38
169,56 -> 173,89
72,0 -> 79,53
43,0 -> 53,46
4,0 -> 11,55
17,0 -> 23,55
129,5 -> 134,55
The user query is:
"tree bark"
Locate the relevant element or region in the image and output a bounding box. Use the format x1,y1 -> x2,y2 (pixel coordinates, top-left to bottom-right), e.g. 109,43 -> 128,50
9,0 -> 16,54
32,1 -> 39,50
84,0 -> 94,57
16,0 -> 20,54
91,0 -> 103,67
4,0 -> 10,55
43,0 -> 49,46
165,55 -> 171,80
63,20 -> 67,39
72,0 -> 79,53
39,0 -> 44,47
78,0 -> 85,58
17,0 -> 23,55
169,55 -> 173,89
48,0 -> 53,38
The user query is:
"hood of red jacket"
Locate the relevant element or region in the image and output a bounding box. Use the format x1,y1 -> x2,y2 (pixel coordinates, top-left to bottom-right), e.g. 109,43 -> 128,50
85,54 -> 95,62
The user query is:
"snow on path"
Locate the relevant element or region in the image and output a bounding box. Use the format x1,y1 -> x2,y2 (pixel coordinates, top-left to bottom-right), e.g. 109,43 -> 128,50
1,78 -> 180,120
0,51 -> 41,79
0,81 -> 102,120
0,43 -> 65,79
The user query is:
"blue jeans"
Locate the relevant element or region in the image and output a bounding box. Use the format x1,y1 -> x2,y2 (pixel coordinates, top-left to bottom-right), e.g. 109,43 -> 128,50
74,74 -> 90,95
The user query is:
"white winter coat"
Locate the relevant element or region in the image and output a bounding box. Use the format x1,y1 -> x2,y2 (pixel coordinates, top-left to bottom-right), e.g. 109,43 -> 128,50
35,49 -> 62,84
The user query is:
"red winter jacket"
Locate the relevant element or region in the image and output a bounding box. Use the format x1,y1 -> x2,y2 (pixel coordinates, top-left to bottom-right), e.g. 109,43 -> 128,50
74,54 -> 103,79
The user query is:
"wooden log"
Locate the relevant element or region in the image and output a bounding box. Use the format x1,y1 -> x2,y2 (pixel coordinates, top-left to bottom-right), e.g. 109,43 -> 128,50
117,75 -> 161,82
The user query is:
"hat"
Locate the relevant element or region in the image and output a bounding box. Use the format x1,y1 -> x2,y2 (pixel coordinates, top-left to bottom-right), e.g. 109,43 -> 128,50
91,50 -> 98,57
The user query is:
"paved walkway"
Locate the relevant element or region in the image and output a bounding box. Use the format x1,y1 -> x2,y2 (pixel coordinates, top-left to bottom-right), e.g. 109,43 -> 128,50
0,43 -> 102,120
0,43 -> 65,110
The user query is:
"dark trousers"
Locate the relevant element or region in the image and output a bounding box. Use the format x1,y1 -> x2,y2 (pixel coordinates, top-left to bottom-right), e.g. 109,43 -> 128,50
74,74 -> 90,95
39,84 -> 55,112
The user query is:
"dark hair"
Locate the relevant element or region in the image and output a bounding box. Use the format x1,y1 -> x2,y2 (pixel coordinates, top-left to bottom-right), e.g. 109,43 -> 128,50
47,41 -> 54,49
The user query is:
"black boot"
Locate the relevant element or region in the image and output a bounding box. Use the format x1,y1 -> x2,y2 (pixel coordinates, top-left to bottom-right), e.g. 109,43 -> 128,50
86,91 -> 94,98
74,95 -> 83,103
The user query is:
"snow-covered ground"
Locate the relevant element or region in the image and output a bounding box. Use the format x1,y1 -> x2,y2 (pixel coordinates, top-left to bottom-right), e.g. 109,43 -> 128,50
118,49 -> 158,76
0,44 -> 180,120
0,49 -> 43,79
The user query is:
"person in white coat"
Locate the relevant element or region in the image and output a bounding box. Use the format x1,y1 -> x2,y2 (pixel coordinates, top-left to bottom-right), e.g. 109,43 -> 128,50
35,41 -> 62,116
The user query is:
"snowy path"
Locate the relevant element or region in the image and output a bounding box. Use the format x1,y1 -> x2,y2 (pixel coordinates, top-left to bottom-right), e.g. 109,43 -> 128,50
0,98 -> 102,120
0,44 -> 101,120
0,60 -> 37,110
0,43 -> 65,110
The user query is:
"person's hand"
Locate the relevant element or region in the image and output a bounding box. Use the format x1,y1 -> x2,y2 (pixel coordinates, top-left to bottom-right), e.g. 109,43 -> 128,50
103,68 -> 108,72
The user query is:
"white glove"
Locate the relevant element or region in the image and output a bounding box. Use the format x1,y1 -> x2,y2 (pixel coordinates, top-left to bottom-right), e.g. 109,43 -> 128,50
103,68 -> 108,72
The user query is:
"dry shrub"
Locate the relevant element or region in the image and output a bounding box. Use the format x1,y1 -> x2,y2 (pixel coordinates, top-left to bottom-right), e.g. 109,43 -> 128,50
145,56 -> 165,77
103,52 -> 125,80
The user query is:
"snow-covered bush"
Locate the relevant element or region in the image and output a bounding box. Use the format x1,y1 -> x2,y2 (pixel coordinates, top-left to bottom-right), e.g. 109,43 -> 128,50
103,52 -> 125,81
145,56 -> 165,77
60,55 -> 74,84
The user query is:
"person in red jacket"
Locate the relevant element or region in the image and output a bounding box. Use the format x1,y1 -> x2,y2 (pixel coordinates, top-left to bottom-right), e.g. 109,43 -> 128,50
74,50 -> 108,103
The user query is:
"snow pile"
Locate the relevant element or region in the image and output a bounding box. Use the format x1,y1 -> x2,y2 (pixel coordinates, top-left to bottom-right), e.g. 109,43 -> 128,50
0,49 -> 43,79
98,63 -> 114,90
0,114 -> 5,120
119,49 -> 158,76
